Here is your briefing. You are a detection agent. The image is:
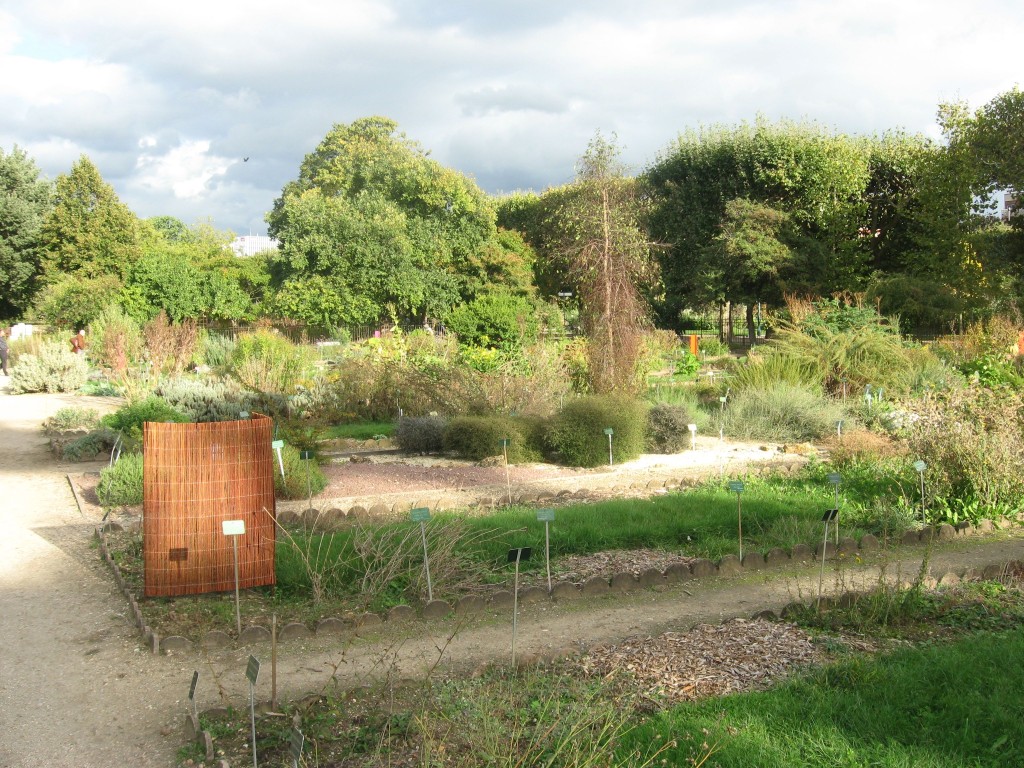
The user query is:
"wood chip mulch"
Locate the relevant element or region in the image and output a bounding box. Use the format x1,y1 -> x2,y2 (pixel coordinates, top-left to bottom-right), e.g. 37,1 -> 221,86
576,618 -> 823,704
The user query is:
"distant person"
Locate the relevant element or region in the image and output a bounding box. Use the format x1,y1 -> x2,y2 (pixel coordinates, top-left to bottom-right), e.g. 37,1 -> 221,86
0,329 -> 8,375
70,329 -> 87,355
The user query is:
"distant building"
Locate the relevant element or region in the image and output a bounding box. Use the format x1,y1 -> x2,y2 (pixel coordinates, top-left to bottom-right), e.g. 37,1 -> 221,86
229,235 -> 279,257
1004,191 -> 1020,221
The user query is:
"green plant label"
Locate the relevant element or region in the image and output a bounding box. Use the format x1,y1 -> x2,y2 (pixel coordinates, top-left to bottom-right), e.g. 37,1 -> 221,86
499,438 -> 511,447
728,480 -> 744,493
271,440 -> 284,449
603,427 -> 614,435
245,655 -> 260,686
537,508 -> 555,522
222,519 -> 245,536
913,460 -> 926,472
299,450 -> 315,460
410,507 -> 431,522
290,729 -> 305,761
827,473 -> 841,485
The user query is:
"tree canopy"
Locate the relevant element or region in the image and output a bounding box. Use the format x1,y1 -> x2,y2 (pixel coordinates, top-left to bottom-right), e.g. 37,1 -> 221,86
0,146 -> 51,319
267,116 -> 525,329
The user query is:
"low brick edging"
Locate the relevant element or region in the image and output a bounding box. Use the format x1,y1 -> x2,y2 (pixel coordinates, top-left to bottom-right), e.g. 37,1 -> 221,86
94,513 -> 1024,657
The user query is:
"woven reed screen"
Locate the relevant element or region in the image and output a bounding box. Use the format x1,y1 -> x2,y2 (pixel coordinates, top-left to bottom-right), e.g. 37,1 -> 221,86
142,414 -> 276,597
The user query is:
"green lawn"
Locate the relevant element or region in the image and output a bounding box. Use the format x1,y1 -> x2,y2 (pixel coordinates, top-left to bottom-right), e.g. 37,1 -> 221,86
623,629 -> 1024,767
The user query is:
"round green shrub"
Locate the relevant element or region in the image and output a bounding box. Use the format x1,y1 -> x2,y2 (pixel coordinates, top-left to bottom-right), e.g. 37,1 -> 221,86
396,415 -> 447,454
8,340 -> 89,394
100,395 -> 189,440
546,396 -> 649,467
97,453 -> 144,507
274,444 -> 328,500
442,415 -> 543,463
646,403 -> 697,453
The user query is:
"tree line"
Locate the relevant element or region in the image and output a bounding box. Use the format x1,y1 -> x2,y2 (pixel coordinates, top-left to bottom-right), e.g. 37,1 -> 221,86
2,89 -> 1022,341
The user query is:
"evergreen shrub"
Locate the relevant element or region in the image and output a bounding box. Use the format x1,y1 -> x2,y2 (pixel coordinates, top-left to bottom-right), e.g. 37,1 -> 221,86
100,396 -> 189,440
97,453 -> 144,507
546,396 -> 648,467
647,403 -> 697,453
274,444 -> 328,500
442,415 -> 543,463
8,341 -> 89,394
395,415 -> 447,454
156,377 -> 253,422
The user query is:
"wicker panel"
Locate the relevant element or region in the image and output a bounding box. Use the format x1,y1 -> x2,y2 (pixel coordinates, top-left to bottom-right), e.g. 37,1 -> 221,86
142,414 -> 276,597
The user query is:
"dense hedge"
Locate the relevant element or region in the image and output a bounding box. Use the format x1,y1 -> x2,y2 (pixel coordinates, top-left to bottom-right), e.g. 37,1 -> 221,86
442,415 -> 544,463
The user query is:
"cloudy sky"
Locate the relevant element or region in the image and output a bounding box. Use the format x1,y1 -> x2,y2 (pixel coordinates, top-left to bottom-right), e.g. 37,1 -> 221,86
2,1 -> 1021,236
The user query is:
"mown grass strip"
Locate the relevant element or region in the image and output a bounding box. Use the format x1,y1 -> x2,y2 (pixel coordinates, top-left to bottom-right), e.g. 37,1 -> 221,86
621,629 -> 1024,767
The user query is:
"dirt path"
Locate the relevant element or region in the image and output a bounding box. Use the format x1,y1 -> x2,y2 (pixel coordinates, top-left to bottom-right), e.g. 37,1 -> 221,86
2,389 -> 1023,767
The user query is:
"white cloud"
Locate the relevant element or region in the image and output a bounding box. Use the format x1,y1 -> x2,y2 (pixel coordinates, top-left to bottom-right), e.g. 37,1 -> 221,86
133,139 -> 234,200
0,0 -> 1022,232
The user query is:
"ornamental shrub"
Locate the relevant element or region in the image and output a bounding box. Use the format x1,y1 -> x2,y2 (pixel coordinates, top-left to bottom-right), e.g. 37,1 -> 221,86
274,444 -> 328,500
100,395 -> 189,440
156,377 -> 254,422
442,415 -> 543,463
97,453 -> 144,507
8,340 -> 89,394
395,415 -> 447,454
646,403 -> 697,454
546,396 -> 648,467
62,428 -> 119,461
42,406 -> 101,433
229,330 -> 312,396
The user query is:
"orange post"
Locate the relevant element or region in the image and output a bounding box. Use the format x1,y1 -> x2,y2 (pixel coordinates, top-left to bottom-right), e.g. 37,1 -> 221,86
688,334 -> 699,356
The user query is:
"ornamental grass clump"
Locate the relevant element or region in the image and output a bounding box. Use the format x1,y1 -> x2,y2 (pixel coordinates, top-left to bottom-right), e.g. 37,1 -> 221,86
725,381 -> 849,442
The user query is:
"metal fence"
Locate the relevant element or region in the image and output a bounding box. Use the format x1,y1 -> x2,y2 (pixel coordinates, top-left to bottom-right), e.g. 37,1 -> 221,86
142,414 -> 276,597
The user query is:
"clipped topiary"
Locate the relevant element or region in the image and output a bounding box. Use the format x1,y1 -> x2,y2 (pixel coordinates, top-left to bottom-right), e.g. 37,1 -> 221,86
274,444 -> 329,500
442,415 -> 543,463
546,395 -> 648,467
395,415 -> 447,454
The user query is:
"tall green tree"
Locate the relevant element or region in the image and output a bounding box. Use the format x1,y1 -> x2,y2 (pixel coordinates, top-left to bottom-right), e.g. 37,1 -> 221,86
0,146 -> 52,319
267,116 -> 511,327
705,198 -> 793,341
39,155 -> 141,282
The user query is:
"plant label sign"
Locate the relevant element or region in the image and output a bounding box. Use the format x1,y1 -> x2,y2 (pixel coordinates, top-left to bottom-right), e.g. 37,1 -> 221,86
537,508 -> 555,522
188,670 -> 199,702
245,655 -> 261,686
827,473 -> 841,485
271,439 -> 284,450
299,450 -> 315,460
499,438 -> 511,447
222,519 -> 245,536
688,424 -> 697,432
728,480 -> 744,494
913,460 -> 927,473
289,729 -> 305,762
821,508 -> 838,522
603,427 -> 614,435
410,507 -> 431,523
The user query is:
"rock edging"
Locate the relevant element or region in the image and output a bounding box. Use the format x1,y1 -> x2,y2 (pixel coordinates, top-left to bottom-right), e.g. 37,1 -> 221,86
94,514 -> 1022,656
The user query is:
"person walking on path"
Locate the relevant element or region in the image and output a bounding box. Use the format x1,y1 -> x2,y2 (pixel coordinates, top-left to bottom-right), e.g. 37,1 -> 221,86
0,330 -> 8,375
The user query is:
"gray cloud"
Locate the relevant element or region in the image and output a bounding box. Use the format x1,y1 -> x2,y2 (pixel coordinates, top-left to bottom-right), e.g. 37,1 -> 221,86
1,0 -> 1020,235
